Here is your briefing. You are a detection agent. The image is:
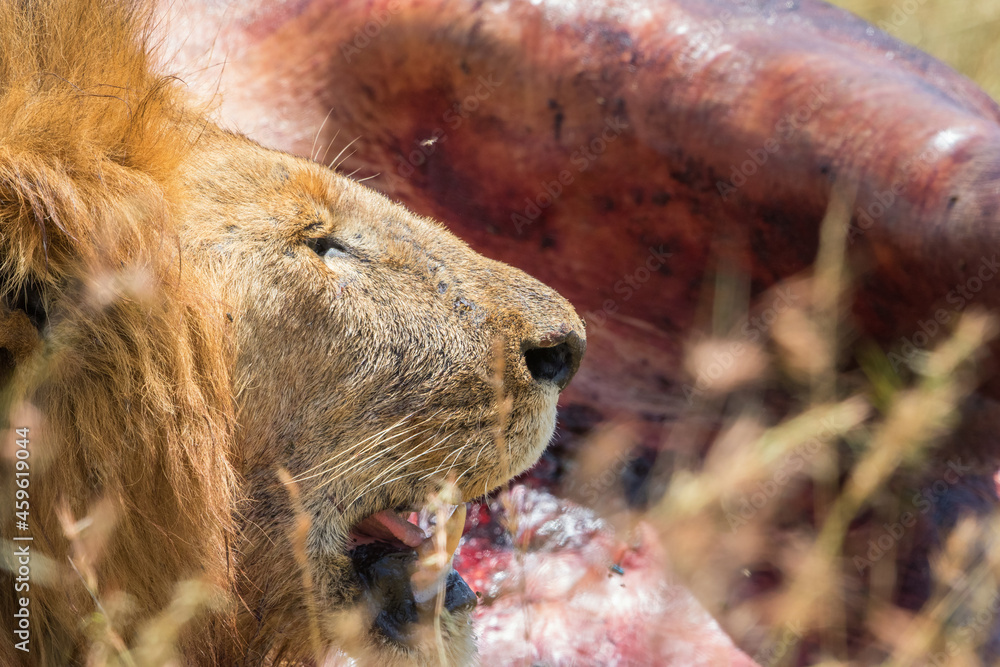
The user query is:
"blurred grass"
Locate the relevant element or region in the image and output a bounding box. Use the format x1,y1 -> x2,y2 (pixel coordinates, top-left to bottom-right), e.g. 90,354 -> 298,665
656,189 -> 1000,665
832,0 -> 1000,101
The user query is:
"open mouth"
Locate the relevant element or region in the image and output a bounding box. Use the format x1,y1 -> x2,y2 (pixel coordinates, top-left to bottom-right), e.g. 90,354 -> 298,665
347,503 -> 477,644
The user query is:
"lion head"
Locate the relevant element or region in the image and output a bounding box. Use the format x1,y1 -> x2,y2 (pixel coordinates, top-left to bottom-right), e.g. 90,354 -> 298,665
0,2 -> 583,665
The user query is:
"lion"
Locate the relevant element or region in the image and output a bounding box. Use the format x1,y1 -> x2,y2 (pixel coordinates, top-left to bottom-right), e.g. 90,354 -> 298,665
0,1 -> 585,665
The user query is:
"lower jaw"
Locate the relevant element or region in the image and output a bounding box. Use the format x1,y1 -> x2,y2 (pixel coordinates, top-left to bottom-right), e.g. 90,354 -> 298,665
348,541 -> 477,644
346,503 -> 476,644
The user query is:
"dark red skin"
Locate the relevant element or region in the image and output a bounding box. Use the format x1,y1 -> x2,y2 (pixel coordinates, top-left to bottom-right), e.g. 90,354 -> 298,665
158,0 -> 1000,662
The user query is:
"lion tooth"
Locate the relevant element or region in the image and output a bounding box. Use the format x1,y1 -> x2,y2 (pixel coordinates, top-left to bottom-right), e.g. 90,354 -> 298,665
411,503 -> 467,605
443,502 -> 465,555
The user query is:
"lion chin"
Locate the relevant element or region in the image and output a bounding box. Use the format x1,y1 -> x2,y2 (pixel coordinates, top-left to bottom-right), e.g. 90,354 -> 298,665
0,1 -> 584,666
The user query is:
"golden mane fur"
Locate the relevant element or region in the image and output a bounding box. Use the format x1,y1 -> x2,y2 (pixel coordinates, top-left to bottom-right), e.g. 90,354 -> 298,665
1,2 -> 237,663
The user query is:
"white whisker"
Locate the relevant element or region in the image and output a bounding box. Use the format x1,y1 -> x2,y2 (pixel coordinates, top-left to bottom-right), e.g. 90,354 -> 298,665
452,440 -> 492,488
328,136 -> 360,171
417,437 -> 475,482
331,150 -> 357,172
320,129 -> 341,166
342,431 -> 453,498
446,439 -> 487,486
364,435 -> 467,500
342,432 -> 455,509
291,414 -> 414,480
292,421 -> 422,483
313,426 -> 425,486
292,407 -> 447,483
310,108 -> 334,163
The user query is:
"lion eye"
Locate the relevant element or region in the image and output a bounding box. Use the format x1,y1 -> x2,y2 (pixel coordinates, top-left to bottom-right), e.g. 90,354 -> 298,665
306,237 -> 350,259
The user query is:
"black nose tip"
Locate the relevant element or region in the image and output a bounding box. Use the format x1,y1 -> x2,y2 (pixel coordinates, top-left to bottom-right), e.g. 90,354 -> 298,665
523,330 -> 585,391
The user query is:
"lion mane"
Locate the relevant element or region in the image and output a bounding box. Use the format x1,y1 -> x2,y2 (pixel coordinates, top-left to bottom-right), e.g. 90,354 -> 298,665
0,1 -> 237,663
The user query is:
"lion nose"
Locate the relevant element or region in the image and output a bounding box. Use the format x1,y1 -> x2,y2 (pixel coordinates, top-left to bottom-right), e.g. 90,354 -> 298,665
523,329 -> 585,391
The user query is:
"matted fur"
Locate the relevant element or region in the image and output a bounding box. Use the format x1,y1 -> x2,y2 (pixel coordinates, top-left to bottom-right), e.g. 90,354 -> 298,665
0,1 -> 584,665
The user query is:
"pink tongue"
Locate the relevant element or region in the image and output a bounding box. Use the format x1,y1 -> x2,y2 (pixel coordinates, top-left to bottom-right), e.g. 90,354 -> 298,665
353,510 -> 426,547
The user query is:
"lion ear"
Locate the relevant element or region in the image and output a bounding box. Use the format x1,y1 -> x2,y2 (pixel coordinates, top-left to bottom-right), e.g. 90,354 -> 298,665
1,153 -> 78,271
0,302 -> 42,385
1,156 -> 78,267
0,159 -> 70,378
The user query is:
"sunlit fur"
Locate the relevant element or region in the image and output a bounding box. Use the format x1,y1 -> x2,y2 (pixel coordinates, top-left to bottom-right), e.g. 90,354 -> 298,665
0,1 -> 584,665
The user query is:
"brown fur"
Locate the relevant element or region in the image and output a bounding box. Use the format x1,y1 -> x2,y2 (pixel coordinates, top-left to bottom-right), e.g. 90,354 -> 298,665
0,2 -> 584,665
